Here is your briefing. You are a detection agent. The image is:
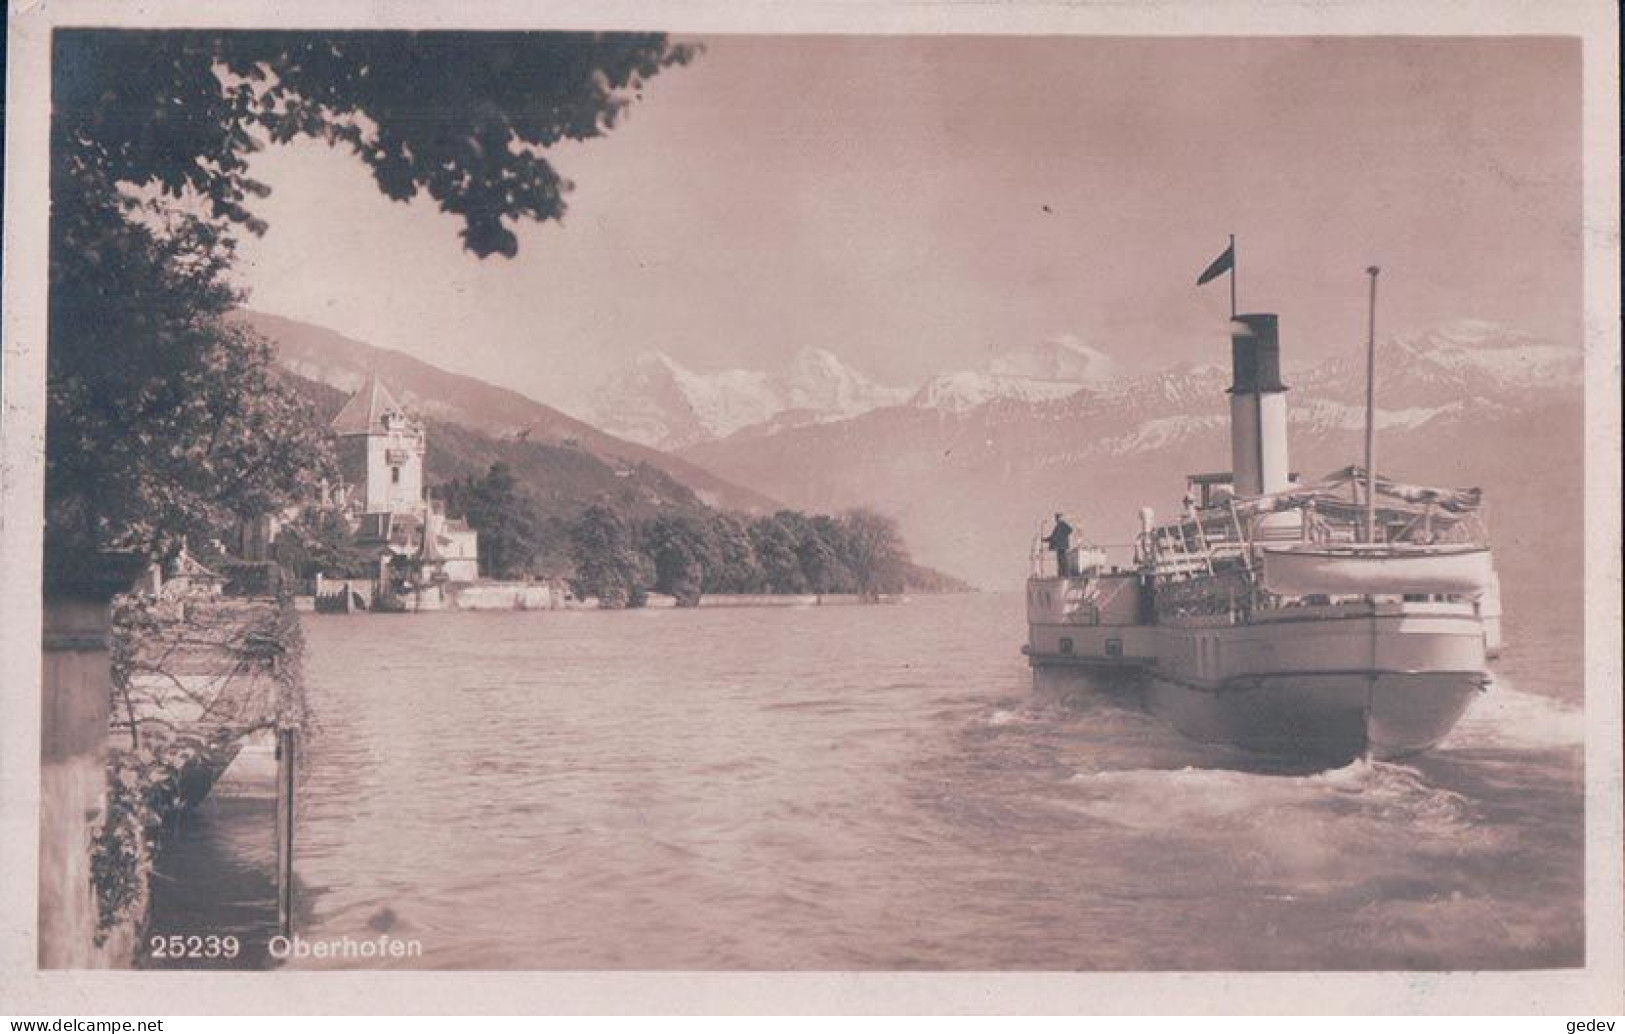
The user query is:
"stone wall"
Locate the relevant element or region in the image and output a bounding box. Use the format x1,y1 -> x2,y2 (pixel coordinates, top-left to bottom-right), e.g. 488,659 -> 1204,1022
450,583 -> 555,611
40,570 -> 143,969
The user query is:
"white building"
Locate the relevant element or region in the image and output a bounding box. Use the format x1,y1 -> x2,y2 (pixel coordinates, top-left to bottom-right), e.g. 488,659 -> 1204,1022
331,375 -> 480,582
331,374 -> 427,515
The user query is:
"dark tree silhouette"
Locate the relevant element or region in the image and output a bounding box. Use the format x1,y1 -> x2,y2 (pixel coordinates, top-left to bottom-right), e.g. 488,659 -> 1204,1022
642,513 -> 714,606
53,30 -> 696,257
841,508 -> 911,600
557,504 -> 953,603
704,513 -> 763,593
288,506 -> 380,579
805,513 -> 858,593
748,514 -> 809,594
48,30 -> 694,562
569,504 -> 651,608
46,192 -> 333,559
443,463 -> 541,579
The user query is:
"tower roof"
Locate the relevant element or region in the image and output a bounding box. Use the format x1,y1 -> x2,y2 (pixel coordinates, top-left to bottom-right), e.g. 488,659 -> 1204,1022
330,373 -> 411,436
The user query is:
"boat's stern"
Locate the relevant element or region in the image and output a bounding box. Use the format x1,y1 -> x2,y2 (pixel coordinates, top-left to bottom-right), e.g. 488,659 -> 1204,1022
1025,568 -> 1156,673
1364,669 -> 1490,758
1146,597 -> 1492,762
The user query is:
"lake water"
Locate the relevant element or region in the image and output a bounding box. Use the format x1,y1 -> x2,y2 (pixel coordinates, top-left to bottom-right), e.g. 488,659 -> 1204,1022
148,591 -> 1583,970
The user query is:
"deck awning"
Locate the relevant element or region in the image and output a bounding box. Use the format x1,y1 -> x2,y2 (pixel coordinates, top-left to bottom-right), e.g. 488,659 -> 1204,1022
1224,468 -> 1484,522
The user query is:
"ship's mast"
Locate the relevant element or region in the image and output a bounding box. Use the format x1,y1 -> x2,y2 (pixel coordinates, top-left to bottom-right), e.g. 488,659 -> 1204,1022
1363,266 -> 1381,544
1229,234 -> 1237,317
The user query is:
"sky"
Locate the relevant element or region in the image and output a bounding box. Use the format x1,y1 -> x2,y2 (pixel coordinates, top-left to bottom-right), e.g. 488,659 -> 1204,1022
232,35 -> 1583,412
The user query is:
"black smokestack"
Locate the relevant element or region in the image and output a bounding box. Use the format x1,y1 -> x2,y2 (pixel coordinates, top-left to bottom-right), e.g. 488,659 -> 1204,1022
1228,313 -> 1287,395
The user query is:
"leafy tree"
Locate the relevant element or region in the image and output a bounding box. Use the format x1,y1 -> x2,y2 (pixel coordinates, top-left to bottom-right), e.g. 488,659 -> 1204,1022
642,513 -> 715,606
48,30 -> 694,566
258,506 -> 378,582
841,508 -> 911,600
527,515 -> 578,579
705,512 -> 762,593
805,514 -> 858,593
54,30 -> 696,258
748,514 -> 809,594
556,502 -> 936,604
569,503 -> 651,608
445,462 -> 540,579
766,510 -> 852,593
46,190 -> 333,561
299,506 -> 381,579
268,525 -> 311,581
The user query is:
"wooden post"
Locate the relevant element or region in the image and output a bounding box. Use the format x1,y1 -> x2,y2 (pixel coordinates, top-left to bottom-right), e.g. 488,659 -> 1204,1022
275,727 -> 296,939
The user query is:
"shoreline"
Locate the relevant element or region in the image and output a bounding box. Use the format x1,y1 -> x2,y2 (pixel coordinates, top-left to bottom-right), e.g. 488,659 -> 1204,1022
295,587 -> 978,613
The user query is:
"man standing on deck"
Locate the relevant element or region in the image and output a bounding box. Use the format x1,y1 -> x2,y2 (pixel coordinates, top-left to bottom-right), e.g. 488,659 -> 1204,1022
1045,513 -> 1075,576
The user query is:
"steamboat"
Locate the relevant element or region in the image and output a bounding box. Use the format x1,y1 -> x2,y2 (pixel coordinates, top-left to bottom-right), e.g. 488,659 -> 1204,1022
1024,261 -> 1501,762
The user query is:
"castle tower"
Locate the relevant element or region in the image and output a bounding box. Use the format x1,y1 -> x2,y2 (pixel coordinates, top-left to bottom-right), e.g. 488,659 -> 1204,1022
330,374 -> 426,515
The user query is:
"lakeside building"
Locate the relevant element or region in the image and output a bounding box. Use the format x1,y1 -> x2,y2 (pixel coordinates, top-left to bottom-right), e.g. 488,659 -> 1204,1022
331,374 -> 480,585
330,374 -> 426,516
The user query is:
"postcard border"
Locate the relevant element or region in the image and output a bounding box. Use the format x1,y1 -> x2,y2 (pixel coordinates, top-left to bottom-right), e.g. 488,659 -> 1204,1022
3,0 -> 1619,1015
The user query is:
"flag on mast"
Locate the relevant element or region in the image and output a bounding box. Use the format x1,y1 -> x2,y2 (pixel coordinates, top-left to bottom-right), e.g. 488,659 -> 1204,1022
1196,242 -> 1235,285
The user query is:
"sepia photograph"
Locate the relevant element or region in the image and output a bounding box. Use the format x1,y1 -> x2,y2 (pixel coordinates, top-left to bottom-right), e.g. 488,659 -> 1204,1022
3,0 -> 1620,1016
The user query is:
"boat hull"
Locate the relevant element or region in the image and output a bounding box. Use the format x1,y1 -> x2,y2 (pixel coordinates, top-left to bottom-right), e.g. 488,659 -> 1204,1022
1144,669 -> 1485,761
1027,593 -> 1491,762
1031,659 -> 1485,762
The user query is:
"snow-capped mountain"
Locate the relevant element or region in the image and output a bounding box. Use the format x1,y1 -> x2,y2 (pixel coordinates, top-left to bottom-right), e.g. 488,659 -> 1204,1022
234,310 -> 780,515
988,334 -> 1119,383
680,320 -> 1582,591
1292,319 -> 1583,407
908,335 -> 1122,414
584,348 -> 911,450
909,371 -> 1088,413
587,334 -> 1129,444
782,347 -> 912,414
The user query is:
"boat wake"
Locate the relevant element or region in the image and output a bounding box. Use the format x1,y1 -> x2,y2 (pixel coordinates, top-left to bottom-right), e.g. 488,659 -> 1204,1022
1447,677 -> 1583,751
1058,756 -> 1476,835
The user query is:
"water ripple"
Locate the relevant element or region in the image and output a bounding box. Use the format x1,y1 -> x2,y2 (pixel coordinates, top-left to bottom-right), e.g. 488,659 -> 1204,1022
142,595 -> 1584,970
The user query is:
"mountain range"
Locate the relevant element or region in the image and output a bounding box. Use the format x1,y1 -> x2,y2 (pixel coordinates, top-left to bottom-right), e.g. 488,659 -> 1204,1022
236,310 -> 778,515
580,348 -> 912,450
581,334 -> 1122,449
679,320 -> 1585,599
909,335 -> 1120,414
244,307 -> 1584,614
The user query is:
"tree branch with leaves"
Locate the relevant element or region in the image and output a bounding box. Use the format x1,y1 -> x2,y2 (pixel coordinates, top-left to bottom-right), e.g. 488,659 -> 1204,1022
48,30 -> 696,562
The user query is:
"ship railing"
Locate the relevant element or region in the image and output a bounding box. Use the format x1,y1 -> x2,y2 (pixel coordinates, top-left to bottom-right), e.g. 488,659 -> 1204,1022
1264,486 -> 1490,548
1388,504 -> 1490,547
1030,537 -> 1119,579
1141,513 -> 1255,582
1194,495 -> 1491,551
1293,504 -> 1489,548
1030,538 -> 1071,579
1143,530 -> 1215,579
1138,493 -> 1493,611
1030,537 -> 1049,578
